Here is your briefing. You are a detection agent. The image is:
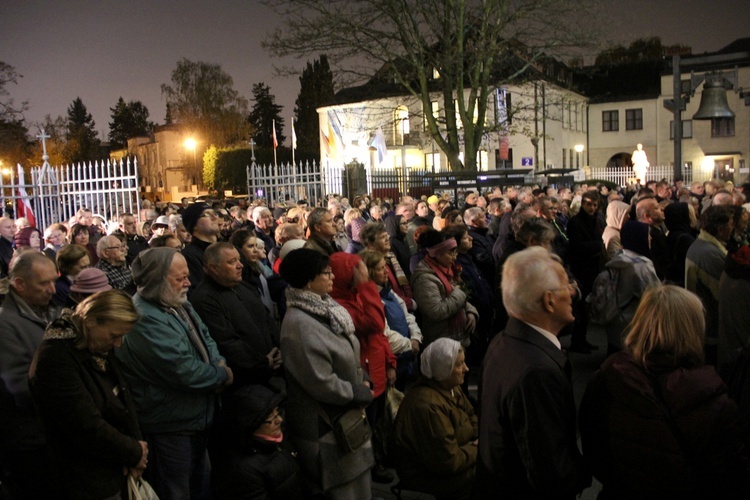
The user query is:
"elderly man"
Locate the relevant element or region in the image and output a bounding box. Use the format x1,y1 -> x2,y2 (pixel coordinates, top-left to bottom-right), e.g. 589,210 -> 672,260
251,206 -> 276,251
116,248 -> 233,500
686,205 -> 735,365
304,207 -> 340,255
0,252 -> 62,497
42,223 -> 67,262
0,216 -> 15,278
477,247 -> 590,498
95,235 -> 135,293
117,212 -> 148,264
181,202 -> 221,290
190,242 -> 282,389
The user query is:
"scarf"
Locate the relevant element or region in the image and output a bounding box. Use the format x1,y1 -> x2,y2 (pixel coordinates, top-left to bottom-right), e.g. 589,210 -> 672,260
286,287 -> 355,337
44,309 -> 109,372
386,251 -> 409,287
423,256 -> 468,335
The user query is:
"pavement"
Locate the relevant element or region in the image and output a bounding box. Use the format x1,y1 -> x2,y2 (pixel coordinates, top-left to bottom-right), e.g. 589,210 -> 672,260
371,324 -> 608,500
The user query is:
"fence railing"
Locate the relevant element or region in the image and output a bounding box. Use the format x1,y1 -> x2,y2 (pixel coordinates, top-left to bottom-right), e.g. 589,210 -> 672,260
586,164 -> 714,186
246,161 -> 326,208
0,158 -> 140,229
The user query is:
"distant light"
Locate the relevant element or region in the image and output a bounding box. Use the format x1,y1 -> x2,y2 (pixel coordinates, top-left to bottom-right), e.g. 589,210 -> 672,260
574,144 -> 584,153
185,138 -> 197,150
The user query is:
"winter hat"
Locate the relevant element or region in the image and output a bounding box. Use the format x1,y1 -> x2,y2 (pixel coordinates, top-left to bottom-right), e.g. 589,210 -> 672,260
70,268 -> 112,294
181,202 -> 211,234
230,384 -> 285,434
273,207 -> 287,220
152,215 -> 170,228
279,239 -> 306,261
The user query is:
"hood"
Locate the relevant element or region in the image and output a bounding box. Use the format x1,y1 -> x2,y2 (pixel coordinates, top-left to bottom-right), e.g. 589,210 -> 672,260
605,200 -> 630,230
620,220 -> 651,258
329,252 -> 361,299
664,202 -> 692,234
229,384 -> 284,440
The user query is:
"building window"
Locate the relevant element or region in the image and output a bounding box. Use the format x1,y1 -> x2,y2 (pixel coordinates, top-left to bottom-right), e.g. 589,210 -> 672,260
602,110 -> 618,132
395,106 -> 409,145
670,120 -> 693,139
562,148 -> 567,168
626,108 -> 643,130
711,117 -> 735,137
573,104 -> 579,131
453,100 -> 462,129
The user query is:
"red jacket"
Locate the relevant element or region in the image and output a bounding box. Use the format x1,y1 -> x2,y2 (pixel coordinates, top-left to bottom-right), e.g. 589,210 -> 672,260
329,252 -> 395,397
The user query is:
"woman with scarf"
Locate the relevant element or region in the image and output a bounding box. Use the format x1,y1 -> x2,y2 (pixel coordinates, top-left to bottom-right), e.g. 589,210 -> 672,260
279,248 -> 375,498
328,251 -> 397,484
410,231 -> 478,347
390,338 -> 477,500
384,214 -> 412,280
29,290 -> 147,499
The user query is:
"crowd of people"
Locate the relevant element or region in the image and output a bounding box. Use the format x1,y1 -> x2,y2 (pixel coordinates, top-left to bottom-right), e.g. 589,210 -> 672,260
0,178 -> 749,499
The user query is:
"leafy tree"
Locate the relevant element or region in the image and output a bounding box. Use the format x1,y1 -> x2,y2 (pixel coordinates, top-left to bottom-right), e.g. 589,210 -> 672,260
164,103 -> 174,125
203,146 -> 252,193
108,97 -> 156,149
0,62 -> 28,121
248,83 -> 285,149
264,0 -> 597,171
161,58 -> 250,146
294,55 -> 335,157
0,119 -> 33,167
64,97 -> 100,164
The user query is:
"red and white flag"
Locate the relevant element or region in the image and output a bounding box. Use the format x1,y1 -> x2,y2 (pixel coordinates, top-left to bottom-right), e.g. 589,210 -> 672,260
16,164 -> 36,227
272,119 -> 278,149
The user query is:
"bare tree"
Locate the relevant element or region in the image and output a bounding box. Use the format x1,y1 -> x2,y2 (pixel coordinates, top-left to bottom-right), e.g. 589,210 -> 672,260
264,0 -> 598,171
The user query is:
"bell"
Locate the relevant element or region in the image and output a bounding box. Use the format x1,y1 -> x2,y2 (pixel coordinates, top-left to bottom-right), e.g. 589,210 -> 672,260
693,76 -> 735,120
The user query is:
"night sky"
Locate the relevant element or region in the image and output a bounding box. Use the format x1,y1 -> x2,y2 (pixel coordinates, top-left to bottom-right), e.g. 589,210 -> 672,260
1,0 -> 746,146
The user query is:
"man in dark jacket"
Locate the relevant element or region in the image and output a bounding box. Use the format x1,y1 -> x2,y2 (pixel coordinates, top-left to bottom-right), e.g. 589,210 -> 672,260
566,191 -> 605,353
190,242 -> 282,389
181,202 -> 220,291
477,247 -> 590,499
0,252 -> 62,498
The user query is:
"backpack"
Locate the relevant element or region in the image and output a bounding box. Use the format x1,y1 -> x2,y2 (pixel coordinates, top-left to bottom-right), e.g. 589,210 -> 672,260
586,267 -> 620,325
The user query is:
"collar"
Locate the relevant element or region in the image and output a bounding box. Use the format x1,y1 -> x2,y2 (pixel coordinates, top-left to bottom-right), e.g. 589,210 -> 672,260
525,322 -> 562,350
698,229 -> 728,256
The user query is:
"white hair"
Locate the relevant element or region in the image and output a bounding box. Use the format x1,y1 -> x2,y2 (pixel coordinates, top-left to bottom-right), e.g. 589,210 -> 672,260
252,206 -> 271,222
502,246 -> 562,319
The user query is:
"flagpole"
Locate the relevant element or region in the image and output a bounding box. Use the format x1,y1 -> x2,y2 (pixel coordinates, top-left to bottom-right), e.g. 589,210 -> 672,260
291,118 -> 296,167
272,119 -> 278,168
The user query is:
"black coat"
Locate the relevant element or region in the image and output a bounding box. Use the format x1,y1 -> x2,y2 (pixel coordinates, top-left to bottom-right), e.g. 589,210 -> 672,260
190,277 -> 281,388
29,335 -> 143,500
476,318 -> 590,499
567,210 -> 606,293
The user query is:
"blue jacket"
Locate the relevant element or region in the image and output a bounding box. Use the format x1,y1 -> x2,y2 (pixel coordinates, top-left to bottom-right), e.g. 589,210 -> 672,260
116,294 -> 228,434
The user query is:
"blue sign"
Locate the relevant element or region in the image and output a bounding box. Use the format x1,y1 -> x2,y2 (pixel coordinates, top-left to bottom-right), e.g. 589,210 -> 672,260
521,157 -> 533,166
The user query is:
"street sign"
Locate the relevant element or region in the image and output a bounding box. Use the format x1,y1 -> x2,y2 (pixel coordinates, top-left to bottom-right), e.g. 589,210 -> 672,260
521,157 -> 533,166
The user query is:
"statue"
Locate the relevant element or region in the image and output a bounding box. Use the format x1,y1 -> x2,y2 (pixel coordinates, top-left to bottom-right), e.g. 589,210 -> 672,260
631,143 -> 649,183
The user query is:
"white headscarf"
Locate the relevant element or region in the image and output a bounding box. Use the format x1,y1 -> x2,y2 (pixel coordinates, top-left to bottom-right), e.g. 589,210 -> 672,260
420,338 -> 461,381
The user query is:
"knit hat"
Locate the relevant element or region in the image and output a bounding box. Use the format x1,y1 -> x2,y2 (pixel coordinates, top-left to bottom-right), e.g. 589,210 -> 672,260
420,338 -> 461,381
273,207 -> 287,220
280,248 -> 329,289
70,268 -> 112,294
181,202 -> 211,234
230,384 -> 284,434
427,195 -> 439,205
131,247 -> 180,304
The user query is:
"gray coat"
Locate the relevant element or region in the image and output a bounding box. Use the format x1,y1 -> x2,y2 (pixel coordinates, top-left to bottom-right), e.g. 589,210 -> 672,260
410,260 -> 478,346
0,291 -> 61,452
280,305 -> 374,494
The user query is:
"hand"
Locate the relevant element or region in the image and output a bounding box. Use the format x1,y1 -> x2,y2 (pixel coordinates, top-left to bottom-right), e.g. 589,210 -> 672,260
386,368 -> 397,387
410,339 -> 420,355
223,364 -> 234,387
267,347 -> 283,369
137,441 -> 148,469
466,313 -> 477,335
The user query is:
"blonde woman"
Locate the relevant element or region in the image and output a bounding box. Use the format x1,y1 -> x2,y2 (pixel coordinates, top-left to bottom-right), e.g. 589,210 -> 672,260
580,285 -> 750,499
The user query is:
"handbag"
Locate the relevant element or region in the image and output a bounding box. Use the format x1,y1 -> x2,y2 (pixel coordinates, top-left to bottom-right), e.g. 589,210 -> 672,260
332,407 -> 372,453
128,475 -> 159,500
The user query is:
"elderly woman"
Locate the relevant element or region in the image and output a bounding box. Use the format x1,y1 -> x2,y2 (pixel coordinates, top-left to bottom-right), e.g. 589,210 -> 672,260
29,290 -> 148,499
580,285 -> 750,499
13,226 -> 43,253
279,248 -> 375,498
411,231 -> 478,346
390,338 -> 478,499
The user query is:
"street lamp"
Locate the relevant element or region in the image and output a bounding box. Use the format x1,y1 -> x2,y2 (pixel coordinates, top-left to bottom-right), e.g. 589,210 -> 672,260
574,144 -> 584,169
184,138 -> 198,187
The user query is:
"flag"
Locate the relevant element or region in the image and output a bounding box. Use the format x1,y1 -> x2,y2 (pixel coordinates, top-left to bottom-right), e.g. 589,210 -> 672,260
16,164 -> 36,227
272,119 -> 278,149
370,126 -> 387,166
291,119 -> 297,150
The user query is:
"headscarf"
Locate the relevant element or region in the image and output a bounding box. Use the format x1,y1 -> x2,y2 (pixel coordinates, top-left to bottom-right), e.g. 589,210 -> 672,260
420,338 -> 461,381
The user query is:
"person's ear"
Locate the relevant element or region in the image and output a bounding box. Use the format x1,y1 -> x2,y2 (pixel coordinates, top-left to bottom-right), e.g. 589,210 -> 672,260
543,290 -> 555,313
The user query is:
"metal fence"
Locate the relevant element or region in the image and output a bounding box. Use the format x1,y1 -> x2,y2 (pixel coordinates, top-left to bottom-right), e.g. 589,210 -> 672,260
0,158 -> 140,229
246,161 -> 326,207
586,164 -> 713,186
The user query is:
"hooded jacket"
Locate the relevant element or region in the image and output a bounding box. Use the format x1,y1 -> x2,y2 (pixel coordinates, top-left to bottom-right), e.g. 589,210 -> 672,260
603,201 -> 630,259
329,252 -> 395,398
